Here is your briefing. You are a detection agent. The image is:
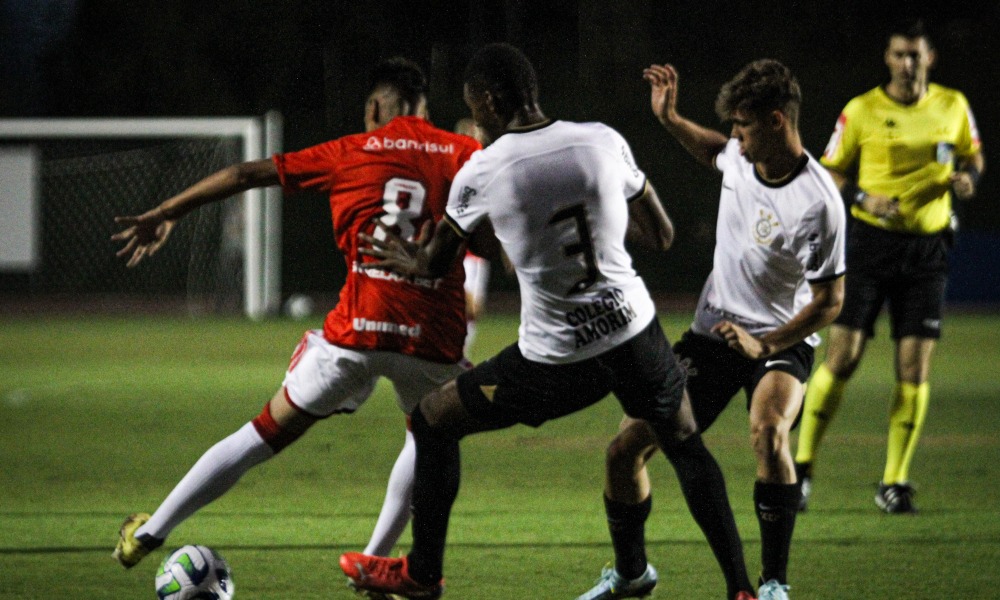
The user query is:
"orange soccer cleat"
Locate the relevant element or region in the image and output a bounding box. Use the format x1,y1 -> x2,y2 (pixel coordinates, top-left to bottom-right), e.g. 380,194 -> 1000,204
340,552 -> 443,599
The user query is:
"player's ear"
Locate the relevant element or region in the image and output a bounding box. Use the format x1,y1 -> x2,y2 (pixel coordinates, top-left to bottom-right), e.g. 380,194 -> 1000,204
365,97 -> 380,131
483,90 -> 501,120
926,48 -> 937,69
769,109 -> 784,130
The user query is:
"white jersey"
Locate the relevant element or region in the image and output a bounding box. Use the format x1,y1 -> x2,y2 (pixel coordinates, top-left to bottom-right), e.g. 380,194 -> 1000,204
445,120 -> 656,364
691,139 -> 847,347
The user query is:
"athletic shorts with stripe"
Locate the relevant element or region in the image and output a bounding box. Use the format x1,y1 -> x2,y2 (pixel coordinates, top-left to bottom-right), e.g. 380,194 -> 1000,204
673,330 -> 814,432
454,317 -> 686,429
282,330 -> 470,417
835,219 -> 948,340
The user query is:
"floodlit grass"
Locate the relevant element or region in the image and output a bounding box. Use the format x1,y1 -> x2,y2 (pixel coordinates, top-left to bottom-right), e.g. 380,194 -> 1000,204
1,312 -> 998,598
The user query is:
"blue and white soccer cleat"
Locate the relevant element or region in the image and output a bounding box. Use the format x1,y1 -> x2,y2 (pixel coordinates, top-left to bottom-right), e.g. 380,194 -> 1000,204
575,563 -> 658,600
757,579 -> 790,600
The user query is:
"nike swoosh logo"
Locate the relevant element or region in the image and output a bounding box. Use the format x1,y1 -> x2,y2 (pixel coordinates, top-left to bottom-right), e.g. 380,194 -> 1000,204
764,359 -> 792,368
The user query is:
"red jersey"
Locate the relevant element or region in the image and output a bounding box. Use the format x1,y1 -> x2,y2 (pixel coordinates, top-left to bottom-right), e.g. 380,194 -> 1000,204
272,116 -> 481,363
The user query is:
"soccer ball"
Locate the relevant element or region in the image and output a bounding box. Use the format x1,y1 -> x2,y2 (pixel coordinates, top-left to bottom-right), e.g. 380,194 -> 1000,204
283,293 -> 315,320
155,545 -> 234,600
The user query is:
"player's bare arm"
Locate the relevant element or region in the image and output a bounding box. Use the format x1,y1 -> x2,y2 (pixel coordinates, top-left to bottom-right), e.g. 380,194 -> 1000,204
713,277 -> 844,360
113,159 -> 279,268
465,219 -> 503,264
760,276 -> 845,358
951,150 -> 986,200
626,182 -> 673,251
359,218 -> 466,279
643,63 -> 728,167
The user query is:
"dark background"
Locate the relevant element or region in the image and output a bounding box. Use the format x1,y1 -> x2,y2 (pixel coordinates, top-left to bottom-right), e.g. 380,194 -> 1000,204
3,1 -> 998,302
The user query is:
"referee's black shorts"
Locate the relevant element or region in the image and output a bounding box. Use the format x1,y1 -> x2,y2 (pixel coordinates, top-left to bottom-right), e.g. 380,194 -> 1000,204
455,317 -> 686,429
835,219 -> 948,340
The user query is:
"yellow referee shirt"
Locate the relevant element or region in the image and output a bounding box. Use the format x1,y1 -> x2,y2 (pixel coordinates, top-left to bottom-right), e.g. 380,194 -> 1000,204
821,83 -> 981,234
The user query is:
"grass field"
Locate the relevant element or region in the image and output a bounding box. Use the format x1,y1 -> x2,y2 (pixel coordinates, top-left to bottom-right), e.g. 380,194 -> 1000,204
1,311 -> 999,599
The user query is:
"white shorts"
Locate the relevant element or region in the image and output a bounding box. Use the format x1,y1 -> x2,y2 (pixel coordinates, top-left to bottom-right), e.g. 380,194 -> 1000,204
282,330 -> 469,417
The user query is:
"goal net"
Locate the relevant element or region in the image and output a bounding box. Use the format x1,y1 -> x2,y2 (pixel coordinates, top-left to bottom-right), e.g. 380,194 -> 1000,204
0,114 -> 282,318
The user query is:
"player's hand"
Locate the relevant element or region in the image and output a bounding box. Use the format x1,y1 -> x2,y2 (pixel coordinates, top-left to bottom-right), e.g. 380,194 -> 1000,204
950,171 -> 976,200
859,192 -> 901,221
711,320 -> 770,360
358,220 -> 431,277
111,207 -> 177,268
643,64 -> 680,126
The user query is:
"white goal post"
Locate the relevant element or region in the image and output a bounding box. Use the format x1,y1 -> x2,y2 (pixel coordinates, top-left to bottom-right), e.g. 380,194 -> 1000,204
0,113 -> 283,319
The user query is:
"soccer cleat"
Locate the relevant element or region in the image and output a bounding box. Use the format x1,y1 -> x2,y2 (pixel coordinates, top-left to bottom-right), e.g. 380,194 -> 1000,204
794,462 -> 812,512
340,552 -> 443,599
735,592 -> 758,600
875,482 -> 918,514
757,579 -> 790,600
574,563 -> 658,600
112,512 -> 163,568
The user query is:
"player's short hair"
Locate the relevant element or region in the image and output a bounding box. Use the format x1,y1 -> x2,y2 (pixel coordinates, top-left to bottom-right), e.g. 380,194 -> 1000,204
887,18 -> 933,48
370,57 -> 428,110
714,59 -> 802,128
463,43 -> 539,115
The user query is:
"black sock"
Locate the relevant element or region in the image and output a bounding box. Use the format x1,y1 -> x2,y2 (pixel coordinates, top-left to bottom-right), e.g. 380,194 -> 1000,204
406,406 -> 461,586
604,495 -> 652,580
659,433 -> 754,599
754,481 -> 800,585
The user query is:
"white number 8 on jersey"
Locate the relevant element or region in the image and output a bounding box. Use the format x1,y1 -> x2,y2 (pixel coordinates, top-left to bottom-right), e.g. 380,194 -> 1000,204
374,177 -> 427,241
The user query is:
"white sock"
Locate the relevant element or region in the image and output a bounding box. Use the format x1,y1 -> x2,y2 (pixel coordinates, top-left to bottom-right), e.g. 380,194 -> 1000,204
363,428 -> 415,556
463,320 -> 478,357
136,422 -> 274,541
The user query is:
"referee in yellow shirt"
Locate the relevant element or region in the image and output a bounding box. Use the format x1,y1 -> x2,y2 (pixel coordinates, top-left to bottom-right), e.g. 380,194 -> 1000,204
794,19 -> 985,514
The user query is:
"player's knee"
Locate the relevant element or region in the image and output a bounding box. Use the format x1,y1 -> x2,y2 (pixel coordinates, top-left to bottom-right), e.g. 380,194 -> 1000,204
607,421 -> 658,471
251,396 -> 310,454
750,419 -> 788,460
606,435 -> 643,473
826,336 -> 866,378
827,357 -> 860,379
659,430 -> 708,466
414,381 -> 471,439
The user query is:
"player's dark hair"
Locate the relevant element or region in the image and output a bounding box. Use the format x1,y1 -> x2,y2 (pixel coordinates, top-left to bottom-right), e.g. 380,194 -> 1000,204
715,59 -> 802,128
887,17 -> 933,47
370,57 -> 428,111
463,43 -> 538,116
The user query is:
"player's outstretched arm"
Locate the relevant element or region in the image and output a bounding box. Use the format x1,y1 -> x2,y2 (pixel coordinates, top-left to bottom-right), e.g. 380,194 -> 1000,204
112,159 -> 279,268
360,219 -> 466,279
643,63 -> 727,168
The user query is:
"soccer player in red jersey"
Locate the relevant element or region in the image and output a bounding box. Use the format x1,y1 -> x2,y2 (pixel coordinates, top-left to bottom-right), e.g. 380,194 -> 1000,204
111,58 -> 482,578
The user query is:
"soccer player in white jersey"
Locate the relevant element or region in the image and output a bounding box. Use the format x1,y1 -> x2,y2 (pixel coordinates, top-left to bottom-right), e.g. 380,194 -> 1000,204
578,60 -> 847,600
339,43 -> 756,600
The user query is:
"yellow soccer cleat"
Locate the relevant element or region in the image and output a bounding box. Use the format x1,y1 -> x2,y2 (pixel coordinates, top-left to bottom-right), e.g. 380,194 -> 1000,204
112,512 -> 161,568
